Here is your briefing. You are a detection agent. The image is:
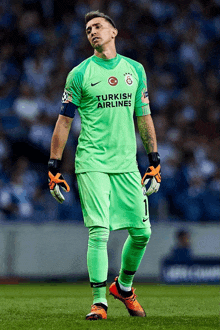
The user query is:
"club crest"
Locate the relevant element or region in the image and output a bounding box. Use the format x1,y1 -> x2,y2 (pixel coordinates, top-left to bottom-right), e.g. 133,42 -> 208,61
124,73 -> 133,86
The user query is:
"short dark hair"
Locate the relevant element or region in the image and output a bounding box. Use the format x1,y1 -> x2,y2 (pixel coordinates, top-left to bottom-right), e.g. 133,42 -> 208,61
85,11 -> 116,29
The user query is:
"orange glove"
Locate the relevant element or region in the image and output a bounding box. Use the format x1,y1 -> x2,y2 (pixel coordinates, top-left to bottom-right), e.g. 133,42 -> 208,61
141,152 -> 161,196
48,159 -> 70,203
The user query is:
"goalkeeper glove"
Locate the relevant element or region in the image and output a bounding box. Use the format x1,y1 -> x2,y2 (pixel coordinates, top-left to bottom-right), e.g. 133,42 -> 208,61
141,152 -> 161,196
48,159 -> 70,203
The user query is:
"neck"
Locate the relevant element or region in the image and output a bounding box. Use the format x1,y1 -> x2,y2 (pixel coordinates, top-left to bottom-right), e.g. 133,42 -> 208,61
94,46 -> 117,59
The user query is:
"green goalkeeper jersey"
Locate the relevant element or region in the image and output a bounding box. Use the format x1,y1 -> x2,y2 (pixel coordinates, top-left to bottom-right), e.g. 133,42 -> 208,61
62,54 -> 150,173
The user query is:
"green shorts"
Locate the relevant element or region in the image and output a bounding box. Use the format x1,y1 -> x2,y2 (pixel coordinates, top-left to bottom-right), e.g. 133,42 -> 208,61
76,172 -> 150,231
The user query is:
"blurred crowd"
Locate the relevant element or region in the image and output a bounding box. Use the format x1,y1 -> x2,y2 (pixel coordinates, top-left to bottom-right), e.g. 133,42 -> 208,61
0,0 -> 219,223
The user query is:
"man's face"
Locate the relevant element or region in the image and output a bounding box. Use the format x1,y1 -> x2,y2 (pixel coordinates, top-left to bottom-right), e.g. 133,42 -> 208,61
86,17 -> 117,50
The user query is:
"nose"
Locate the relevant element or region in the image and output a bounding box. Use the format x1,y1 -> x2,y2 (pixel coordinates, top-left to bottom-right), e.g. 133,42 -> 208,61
91,29 -> 96,37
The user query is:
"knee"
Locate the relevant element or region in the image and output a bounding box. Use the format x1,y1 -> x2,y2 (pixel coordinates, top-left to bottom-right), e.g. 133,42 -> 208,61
129,227 -> 152,248
138,227 -> 152,245
142,227 -> 152,244
88,226 -> 109,248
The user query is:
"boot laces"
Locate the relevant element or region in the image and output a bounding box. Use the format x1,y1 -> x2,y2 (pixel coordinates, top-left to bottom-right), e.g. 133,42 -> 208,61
125,289 -> 137,302
91,304 -> 103,311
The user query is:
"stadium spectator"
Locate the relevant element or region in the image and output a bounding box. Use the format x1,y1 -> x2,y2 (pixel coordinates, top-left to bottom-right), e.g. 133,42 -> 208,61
167,229 -> 193,263
13,83 -> 41,124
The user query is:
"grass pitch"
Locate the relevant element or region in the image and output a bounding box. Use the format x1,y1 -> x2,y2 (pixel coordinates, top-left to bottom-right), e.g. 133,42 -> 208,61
0,283 -> 218,330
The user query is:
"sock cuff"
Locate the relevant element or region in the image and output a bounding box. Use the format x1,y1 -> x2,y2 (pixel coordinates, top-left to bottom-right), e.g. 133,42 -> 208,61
90,280 -> 107,288
94,303 -> 108,312
116,278 -> 132,297
123,269 -> 136,275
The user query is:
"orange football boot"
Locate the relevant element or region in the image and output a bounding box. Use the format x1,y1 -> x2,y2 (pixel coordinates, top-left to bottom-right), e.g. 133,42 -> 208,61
109,277 -> 146,317
86,303 -> 107,320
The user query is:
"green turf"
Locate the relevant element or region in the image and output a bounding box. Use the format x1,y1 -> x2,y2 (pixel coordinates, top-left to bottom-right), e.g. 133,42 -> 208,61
0,283 -> 218,330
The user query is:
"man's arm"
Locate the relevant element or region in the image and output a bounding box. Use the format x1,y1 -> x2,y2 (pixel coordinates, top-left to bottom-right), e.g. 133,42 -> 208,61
48,114 -> 73,203
50,114 -> 73,159
137,114 -> 157,154
137,114 -> 161,195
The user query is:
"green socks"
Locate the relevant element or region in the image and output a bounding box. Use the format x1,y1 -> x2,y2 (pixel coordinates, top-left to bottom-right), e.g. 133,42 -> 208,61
87,227 -> 109,305
118,227 -> 151,288
87,226 -> 151,304
92,286 -> 107,305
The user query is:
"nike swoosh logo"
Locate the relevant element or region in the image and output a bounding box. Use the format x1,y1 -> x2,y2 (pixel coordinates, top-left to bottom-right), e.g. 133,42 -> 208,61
91,81 -> 101,86
143,218 -> 148,222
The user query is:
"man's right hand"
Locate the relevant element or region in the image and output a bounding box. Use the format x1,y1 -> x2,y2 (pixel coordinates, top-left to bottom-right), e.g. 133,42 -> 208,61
141,152 -> 161,196
48,159 -> 70,203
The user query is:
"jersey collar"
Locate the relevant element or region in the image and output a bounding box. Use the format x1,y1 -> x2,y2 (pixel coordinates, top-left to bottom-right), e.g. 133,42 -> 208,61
92,54 -> 121,69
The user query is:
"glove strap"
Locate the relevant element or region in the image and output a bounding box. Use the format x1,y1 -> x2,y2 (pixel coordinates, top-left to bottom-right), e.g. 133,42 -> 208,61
148,152 -> 160,168
48,159 -> 61,175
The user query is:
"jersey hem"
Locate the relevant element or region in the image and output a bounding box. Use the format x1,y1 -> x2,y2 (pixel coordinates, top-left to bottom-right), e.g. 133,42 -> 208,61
110,222 -> 150,231
84,222 -> 150,231
75,169 -> 140,174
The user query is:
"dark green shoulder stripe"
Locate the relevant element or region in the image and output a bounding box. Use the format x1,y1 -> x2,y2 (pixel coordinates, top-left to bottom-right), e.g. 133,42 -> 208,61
72,56 -> 93,75
66,57 -> 93,93
65,57 -> 93,107
120,55 -> 144,81
120,55 -> 144,70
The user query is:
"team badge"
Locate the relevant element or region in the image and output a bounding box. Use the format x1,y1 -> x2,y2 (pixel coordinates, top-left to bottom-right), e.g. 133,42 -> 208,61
108,76 -> 118,86
124,73 -> 133,86
62,89 -> 73,103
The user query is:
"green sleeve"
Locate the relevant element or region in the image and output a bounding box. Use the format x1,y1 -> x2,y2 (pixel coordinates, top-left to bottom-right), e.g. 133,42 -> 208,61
134,64 -> 151,116
62,68 -> 83,107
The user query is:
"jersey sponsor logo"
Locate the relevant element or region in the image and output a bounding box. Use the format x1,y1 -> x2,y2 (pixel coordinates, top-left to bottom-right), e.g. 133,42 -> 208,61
91,81 -> 101,86
141,89 -> 149,104
124,73 -> 133,86
96,93 -> 132,108
96,93 -> 132,101
108,76 -> 118,86
62,89 -> 72,103
143,218 -> 148,222
97,100 -> 131,108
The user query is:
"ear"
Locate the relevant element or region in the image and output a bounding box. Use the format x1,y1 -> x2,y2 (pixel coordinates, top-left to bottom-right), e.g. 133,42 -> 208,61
112,28 -> 118,38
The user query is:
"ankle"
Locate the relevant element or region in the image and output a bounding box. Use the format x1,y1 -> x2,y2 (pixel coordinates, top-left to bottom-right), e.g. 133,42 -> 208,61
116,278 -> 132,297
94,303 -> 108,312
118,281 -> 132,292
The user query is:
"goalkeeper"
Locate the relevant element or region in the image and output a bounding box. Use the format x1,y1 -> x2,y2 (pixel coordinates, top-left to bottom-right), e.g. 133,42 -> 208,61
48,11 -> 161,320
